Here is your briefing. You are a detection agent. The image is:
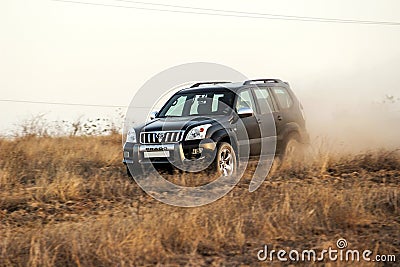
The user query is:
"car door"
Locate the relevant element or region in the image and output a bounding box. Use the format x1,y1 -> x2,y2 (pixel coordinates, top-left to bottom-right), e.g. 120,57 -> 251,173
252,86 -> 278,156
270,86 -> 295,140
235,88 -> 261,156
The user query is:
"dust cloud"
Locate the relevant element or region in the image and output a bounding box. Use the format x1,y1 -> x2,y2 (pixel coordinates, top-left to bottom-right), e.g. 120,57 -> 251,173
297,74 -> 400,153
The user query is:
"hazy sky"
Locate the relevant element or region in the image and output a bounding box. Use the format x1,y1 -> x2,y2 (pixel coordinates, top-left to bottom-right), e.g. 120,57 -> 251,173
1,0 -> 400,145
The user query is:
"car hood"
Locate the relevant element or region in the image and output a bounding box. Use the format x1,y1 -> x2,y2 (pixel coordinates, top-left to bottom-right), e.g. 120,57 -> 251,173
138,116 -> 227,132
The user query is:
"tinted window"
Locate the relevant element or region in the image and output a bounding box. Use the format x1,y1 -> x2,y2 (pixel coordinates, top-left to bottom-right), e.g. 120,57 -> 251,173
254,88 -> 274,114
235,89 -> 256,111
273,87 -> 293,109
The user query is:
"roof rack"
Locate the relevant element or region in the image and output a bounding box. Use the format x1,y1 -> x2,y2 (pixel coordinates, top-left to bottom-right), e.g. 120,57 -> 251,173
190,81 -> 231,88
243,79 -> 282,85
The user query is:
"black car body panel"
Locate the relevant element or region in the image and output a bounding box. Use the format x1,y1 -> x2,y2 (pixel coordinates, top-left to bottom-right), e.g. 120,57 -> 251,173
123,79 -> 309,172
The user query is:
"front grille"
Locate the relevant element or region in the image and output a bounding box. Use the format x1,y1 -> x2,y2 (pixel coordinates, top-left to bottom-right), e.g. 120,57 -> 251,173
140,131 -> 184,144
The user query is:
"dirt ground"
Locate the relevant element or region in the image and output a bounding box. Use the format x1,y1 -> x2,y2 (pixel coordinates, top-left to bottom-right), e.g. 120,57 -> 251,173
0,134 -> 399,266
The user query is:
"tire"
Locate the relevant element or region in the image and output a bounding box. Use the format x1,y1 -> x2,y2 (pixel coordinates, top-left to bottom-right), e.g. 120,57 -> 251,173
126,163 -> 143,177
280,133 -> 305,163
126,165 -> 132,177
212,142 -> 237,176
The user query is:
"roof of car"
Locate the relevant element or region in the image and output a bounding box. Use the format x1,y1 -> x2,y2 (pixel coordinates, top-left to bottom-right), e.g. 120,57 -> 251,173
178,79 -> 289,93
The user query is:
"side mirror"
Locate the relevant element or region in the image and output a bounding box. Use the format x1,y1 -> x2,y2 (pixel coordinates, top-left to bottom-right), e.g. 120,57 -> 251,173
237,107 -> 254,118
149,111 -> 158,120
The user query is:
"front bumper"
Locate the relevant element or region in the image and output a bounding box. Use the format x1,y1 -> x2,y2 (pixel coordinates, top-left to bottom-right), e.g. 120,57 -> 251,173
122,139 -> 217,167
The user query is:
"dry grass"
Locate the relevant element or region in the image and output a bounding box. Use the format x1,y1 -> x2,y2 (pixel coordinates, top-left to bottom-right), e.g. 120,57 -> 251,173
0,134 -> 399,266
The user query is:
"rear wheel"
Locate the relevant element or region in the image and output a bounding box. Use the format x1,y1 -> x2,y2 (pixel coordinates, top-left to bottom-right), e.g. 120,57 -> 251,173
285,138 -> 301,158
280,133 -> 306,165
214,142 -> 237,176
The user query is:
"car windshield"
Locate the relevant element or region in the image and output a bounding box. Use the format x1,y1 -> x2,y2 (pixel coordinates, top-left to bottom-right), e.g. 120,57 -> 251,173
157,90 -> 235,118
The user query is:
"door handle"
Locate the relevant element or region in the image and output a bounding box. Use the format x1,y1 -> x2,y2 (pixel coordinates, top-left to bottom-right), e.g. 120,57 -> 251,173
277,115 -> 283,121
256,118 -> 262,123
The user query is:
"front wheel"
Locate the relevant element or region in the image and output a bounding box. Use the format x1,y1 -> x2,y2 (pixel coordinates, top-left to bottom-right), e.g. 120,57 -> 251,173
213,142 -> 237,176
126,163 -> 144,178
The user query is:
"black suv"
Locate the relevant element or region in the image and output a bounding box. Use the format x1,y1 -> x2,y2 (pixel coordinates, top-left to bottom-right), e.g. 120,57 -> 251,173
123,79 -> 309,176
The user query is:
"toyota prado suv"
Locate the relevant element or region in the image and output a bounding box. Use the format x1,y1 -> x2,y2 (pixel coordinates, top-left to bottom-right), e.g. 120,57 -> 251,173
123,79 -> 309,177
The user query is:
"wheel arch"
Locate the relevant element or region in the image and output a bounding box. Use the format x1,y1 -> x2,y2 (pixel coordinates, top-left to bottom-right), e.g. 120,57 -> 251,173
280,122 -> 302,142
211,129 -> 239,157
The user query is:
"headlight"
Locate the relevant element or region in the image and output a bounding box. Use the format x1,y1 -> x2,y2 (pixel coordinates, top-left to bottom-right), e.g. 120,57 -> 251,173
185,124 -> 212,140
126,128 -> 137,143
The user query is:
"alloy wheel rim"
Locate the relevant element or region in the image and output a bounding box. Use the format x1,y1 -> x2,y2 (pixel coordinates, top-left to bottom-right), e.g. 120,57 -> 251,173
286,139 -> 297,157
219,148 -> 234,176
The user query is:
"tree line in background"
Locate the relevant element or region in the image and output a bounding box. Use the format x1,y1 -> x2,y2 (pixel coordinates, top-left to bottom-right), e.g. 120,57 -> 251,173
10,108 -> 125,138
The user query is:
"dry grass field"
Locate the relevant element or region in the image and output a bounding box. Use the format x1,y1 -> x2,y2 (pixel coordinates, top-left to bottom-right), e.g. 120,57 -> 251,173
0,134 -> 399,266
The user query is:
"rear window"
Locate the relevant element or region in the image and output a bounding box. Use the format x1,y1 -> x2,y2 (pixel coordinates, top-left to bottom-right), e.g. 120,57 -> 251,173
273,87 -> 293,109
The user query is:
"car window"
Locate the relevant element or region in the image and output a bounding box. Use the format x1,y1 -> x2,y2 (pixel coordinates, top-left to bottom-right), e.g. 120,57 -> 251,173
165,95 -> 187,117
273,87 -> 293,109
235,89 -> 256,111
158,91 -> 234,117
189,94 -> 207,115
254,88 -> 274,114
189,93 -> 227,115
212,94 -> 225,112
